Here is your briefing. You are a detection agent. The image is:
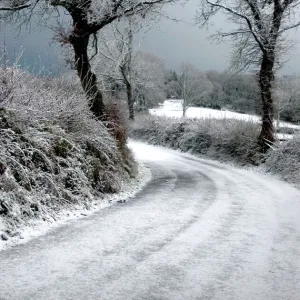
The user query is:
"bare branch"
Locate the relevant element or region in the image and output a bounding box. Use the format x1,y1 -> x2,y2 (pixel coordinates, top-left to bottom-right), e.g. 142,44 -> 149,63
279,20 -> 300,33
0,2 -> 31,11
88,0 -> 171,33
205,0 -> 265,52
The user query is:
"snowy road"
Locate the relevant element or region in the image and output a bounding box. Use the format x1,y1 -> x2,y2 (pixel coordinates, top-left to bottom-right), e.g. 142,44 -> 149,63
0,142 -> 300,300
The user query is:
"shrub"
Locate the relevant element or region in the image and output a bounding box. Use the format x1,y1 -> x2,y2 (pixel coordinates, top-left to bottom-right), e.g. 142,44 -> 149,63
105,98 -> 137,177
0,66 -> 136,236
131,113 -> 300,187
265,136 -> 300,184
130,115 -> 260,165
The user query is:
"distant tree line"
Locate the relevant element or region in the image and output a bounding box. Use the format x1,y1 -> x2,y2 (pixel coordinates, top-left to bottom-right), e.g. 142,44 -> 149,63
1,0 -> 300,149
164,68 -> 261,114
98,50 -> 300,125
164,68 -> 300,124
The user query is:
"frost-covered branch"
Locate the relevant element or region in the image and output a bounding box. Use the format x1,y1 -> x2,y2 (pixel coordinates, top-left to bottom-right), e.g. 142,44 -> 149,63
0,3 -> 31,11
94,15 -> 164,119
0,0 -> 174,119
179,62 -> 213,117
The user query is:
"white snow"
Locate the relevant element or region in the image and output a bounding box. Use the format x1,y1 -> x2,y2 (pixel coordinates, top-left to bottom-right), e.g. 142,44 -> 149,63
129,139 -> 175,162
0,142 -> 299,299
150,99 -> 300,131
276,133 -> 294,140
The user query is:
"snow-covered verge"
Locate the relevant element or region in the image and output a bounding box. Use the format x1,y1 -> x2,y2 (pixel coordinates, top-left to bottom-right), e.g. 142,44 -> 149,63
130,114 -> 300,186
0,67 -> 144,249
0,161 -> 151,252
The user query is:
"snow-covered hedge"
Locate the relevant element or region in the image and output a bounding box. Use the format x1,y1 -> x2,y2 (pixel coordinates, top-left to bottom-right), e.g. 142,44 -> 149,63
265,136 -> 300,184
0,67 -> 136,239
130,114 -> 261,165
131,114 -> 300,186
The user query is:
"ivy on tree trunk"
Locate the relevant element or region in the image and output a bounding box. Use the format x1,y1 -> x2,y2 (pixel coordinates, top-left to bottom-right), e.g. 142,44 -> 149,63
258,54 -> 275,149
71,34 -> 106,119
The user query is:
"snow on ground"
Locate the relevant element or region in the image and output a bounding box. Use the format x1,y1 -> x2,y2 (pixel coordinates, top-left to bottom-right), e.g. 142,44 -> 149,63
276,133 -> 294,140
0,161 -> 151,252
151,100 -> 300,131
1,142 -> 299,299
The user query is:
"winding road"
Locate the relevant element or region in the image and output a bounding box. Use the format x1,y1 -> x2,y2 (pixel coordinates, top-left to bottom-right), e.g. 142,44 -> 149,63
0,142 -> 300,300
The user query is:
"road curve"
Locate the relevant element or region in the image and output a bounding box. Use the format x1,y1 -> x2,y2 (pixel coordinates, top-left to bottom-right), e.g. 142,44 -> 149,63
0,142 -> 300,300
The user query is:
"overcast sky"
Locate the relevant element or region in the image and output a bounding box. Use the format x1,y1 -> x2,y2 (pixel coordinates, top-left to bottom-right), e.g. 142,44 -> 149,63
1,0 -> 300,75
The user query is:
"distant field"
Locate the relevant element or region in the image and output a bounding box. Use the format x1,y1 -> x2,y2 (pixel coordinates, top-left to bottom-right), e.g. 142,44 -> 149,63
150,100 -> 300,140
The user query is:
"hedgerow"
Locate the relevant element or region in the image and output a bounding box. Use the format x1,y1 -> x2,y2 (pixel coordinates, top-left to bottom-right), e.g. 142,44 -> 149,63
130,114 -> 261,165
0,66 -> 135,239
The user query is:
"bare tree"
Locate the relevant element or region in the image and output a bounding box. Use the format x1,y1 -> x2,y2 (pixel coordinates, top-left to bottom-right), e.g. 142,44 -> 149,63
273,76 -> 300,127
0,0 -> 173,119
119,17 -> 134,120
95,17 -> 138,120
95,20 -> 165,119
197,0 -> 300,148
179,63 -> 212,117
133,51 -> 166,109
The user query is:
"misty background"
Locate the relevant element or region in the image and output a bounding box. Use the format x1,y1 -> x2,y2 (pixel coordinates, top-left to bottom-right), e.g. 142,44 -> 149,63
1,0 -> 300,75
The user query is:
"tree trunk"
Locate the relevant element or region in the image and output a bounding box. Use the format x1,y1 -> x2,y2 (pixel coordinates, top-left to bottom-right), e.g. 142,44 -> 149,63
120,63 -> 134,120
277,109 -> 280,129
71,34 -> 106,120
258,53 -> 275,149
124,17 -> 134,121
182,73 -> 187,117
126,81 -> 134,120
182,103 -> 187,117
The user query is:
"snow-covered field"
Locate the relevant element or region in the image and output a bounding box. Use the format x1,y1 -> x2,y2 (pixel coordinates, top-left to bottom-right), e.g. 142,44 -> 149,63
150,100 -> 300,131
